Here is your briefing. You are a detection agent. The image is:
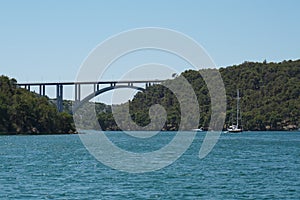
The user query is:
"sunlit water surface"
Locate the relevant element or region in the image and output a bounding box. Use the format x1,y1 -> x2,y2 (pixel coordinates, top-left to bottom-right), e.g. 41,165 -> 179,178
0,131 -> 299,199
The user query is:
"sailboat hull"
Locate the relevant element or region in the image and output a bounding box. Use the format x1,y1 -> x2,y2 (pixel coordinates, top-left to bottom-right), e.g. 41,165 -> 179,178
227,128 -> 243,133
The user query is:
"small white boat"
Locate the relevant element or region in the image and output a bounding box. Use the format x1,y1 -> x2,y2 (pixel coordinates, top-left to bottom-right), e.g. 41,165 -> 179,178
192,127 -> 204,132
227,89 -> 243,133
227,125 -> 242,133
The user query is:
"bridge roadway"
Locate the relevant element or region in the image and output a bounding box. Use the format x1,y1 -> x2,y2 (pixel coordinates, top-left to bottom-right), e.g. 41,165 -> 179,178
17,80 -> 164,112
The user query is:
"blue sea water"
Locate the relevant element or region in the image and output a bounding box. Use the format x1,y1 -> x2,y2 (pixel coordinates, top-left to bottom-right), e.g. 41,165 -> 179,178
0,131 -> 299,199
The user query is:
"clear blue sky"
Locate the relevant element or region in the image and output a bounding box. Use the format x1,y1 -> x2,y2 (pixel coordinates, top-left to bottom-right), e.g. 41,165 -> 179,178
0,0 -> 299,98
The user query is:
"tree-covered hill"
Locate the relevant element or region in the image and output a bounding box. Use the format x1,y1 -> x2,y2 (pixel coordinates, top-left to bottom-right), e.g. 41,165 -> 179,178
0,76 -> 75,134
1,59 -> 299,133
220,60 -> 299,130
98,59 -> 300,131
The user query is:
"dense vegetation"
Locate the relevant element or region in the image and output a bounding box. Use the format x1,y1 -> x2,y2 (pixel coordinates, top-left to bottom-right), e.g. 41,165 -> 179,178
98,59 -> 300,131
220,60 -> 300,130
1,59 -> 299,133
0,76 -> 75,134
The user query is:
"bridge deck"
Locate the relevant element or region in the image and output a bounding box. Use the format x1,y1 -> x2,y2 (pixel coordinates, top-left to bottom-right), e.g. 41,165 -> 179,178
17,80 -> 164,86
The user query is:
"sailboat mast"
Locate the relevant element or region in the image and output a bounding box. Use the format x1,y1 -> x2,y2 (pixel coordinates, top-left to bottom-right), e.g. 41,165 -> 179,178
236,89 -> 240,127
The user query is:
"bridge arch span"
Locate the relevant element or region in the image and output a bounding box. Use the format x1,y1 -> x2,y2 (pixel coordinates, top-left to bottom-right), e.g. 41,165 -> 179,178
72,85 -> 145,113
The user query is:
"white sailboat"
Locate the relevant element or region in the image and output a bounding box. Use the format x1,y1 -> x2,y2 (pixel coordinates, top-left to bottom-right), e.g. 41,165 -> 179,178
192,127 -> 204,132
227,89 -> 243,133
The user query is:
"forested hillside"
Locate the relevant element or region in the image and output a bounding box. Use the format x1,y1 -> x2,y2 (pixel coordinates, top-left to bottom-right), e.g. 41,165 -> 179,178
0,76 -> 75,134
1,59 -> 299,133
98,59 -> 300,131
220,60 -> 299,130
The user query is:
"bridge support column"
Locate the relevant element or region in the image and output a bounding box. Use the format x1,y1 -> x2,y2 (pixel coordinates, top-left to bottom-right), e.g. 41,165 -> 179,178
93,84 -> 97,93
56,84 -> 63,112
75,84 -> 81,103
39,85 -> 46,96
146,82 -> 151,88
43,85 -> 45,96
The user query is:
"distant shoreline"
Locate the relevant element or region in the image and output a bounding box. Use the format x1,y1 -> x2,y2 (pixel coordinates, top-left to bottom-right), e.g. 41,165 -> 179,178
1,129 -> 299,136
